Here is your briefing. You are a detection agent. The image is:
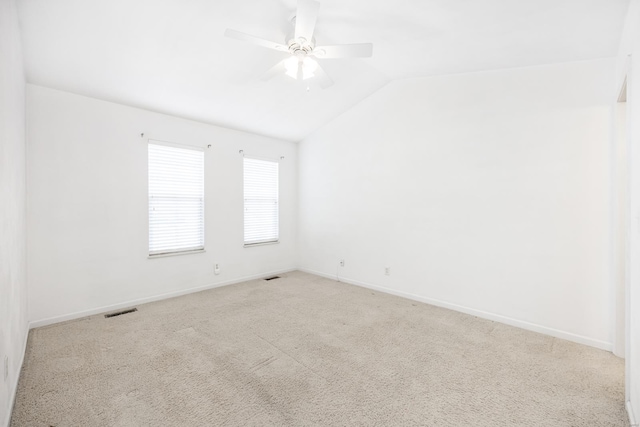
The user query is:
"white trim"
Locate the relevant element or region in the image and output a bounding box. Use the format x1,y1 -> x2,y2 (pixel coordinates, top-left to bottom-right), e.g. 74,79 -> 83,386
628,401 -> 638,427
619,76 -> 628,102
148,138 -> 205,151
29,268 -> 296,329
148,249 -> 206,259
4,322 -> 29,427
241,153 -> 282,162
243,241 -> 279,248
612,96 -> 628,359
298,267 -> 613,352
624,55 -> 633,404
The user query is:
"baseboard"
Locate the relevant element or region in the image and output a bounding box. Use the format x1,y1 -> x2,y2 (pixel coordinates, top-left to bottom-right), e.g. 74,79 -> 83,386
628,401 -> 639,427
3,321 -> 29,427
29,267 -> 296,329
299,267 -> 613,352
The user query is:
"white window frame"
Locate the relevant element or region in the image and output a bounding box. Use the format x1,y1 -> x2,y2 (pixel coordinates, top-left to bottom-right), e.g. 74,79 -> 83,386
243,155 -> 279,247
148,140 -> 205,257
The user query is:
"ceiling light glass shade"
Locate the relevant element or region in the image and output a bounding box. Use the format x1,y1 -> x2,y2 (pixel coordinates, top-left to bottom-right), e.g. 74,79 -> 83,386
284,56 -> 318,80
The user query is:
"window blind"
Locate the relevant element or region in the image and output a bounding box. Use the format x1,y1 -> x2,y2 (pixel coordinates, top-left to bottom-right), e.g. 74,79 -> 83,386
148,142 -> 204,256
244,157 -> 279,245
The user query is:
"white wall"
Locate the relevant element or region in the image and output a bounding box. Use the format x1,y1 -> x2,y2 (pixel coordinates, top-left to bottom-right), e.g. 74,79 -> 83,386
0,0 -> 28,425
298,58 -> 615,350
27,85 -> 297,325
617,0 -> 640,423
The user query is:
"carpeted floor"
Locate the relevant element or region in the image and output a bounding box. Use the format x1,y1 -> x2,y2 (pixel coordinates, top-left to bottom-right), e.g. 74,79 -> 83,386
11,271 -> 626,426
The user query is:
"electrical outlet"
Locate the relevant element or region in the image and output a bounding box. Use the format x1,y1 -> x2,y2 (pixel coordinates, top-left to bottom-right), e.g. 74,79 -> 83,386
385,267 -> 390,276
214,263 -> 220,275
339,259 -> 345,267
4,355 -> 8,382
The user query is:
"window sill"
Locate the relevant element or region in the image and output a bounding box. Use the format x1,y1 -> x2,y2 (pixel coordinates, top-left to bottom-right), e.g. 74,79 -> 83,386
148,249 -> 206,259
243,241 -> 279,248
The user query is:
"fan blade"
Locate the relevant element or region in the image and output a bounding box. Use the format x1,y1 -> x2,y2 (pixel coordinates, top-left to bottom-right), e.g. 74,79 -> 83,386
313,43 -> 373,59
224,29 -> 289,53
314,64 -> 333,89
294,0 -> 320,42
261,59 -> 287,81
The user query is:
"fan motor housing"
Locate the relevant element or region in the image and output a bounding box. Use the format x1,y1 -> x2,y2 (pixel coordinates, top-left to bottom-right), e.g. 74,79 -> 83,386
288,40 -> 314,55
287,17 -> 315,55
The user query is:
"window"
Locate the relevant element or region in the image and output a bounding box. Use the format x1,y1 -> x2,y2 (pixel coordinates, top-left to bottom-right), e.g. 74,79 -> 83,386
148,141 -> 204,256
244,156 -> 279,246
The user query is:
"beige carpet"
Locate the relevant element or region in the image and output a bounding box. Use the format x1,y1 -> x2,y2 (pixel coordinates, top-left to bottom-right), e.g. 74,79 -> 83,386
12,271 -> 626,426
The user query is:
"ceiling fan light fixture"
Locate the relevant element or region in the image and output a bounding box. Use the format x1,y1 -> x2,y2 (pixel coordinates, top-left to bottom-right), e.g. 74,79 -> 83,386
284,56 -> 318,80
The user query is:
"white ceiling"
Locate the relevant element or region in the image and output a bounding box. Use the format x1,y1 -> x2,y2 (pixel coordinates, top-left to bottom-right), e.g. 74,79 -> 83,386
17,0 -> 629,142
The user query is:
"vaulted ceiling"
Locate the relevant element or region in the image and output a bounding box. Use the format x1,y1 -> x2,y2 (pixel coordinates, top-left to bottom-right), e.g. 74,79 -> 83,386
17,0 -> 629,141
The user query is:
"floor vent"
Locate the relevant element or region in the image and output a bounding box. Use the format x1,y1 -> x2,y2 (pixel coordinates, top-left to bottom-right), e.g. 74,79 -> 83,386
104,308 -> 138,318
264,276 -> 280,281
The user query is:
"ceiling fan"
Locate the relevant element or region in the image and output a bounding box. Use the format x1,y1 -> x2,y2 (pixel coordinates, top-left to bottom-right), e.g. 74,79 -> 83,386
224,0 -> 373,89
